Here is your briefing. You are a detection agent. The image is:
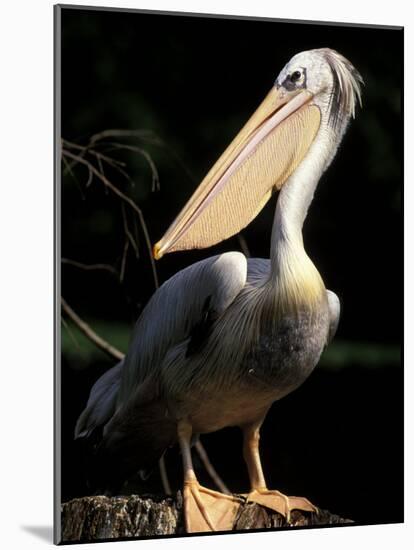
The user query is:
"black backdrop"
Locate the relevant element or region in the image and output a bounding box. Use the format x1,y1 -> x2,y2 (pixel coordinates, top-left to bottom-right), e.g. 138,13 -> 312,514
59,7 -> 403,527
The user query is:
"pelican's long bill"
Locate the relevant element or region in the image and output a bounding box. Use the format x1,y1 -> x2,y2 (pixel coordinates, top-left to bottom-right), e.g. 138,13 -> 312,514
153,86 -> 321,260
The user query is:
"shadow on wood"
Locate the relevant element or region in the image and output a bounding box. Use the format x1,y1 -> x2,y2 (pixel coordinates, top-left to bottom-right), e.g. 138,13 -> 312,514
61,493 -> 352,543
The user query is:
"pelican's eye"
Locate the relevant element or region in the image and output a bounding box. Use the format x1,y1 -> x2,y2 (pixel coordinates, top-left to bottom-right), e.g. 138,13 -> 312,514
290,70 -> 302,83
280,68 -> 306,92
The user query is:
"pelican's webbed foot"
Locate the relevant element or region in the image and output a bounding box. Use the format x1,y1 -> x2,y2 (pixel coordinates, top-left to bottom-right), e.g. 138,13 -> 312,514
183,480 -> 241,533
245,488 -> 317,523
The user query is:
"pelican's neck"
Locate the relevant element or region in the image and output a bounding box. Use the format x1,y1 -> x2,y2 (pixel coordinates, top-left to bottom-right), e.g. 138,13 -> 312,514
268,121 -> 341,305
271,152 -> 321,263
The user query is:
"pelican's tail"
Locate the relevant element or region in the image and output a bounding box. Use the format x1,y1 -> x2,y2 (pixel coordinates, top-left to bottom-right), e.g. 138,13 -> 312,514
74,361 -> 123,441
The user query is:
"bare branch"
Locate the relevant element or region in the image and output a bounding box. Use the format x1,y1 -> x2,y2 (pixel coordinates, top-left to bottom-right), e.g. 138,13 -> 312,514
61,314 -> 81,350
104,143 -> 160,192
63,139 -> 136,188
63,139 -> 126,167
61,148 -> 159,289
119,239 -> 130,283
142,133 -> 197,185
95,154 -> 136,188
85,165 -> 93,188
61,297 -> 125,361
61,138 -> 90,177
121,203 -> 140,259
89,128 -> 162,145
62,154 -> 86,200
90,128 -> 194,186
158,456 -> 172,496
62,258 -> 119,277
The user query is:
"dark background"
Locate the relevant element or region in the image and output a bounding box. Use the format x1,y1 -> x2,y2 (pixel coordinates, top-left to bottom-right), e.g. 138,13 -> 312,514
59,6 -> 403,528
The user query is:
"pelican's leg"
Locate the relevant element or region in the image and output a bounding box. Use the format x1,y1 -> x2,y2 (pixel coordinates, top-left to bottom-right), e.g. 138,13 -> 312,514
177,420 -> 241,533
242,418 -> 317,522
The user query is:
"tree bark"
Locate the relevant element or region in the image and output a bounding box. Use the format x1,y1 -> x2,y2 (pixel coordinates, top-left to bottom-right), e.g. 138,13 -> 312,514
61,493 -> 352,543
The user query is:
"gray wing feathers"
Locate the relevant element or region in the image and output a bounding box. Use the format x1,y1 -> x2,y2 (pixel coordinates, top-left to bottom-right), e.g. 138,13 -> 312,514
74,361 -> 123,439
246,257 -> 271,284
326,290 -> 341,344
118,252 -> 247,401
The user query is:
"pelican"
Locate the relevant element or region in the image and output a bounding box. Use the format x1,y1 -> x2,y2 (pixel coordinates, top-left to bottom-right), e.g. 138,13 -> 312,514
75,48 -> 362,533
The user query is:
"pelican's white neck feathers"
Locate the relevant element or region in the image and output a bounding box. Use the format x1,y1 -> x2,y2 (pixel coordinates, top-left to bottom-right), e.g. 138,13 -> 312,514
268,48 -> 363,309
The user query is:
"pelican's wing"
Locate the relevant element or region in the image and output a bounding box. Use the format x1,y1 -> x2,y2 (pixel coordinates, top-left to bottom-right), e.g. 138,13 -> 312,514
246,257 -> 271,284
117,251 -> 248,402
74,360 -> 123,439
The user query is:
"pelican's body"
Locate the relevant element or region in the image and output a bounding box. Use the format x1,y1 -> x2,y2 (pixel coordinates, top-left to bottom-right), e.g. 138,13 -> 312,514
160,262 -> 331,435
122,254 -> 331,430
75,48 -> 361,532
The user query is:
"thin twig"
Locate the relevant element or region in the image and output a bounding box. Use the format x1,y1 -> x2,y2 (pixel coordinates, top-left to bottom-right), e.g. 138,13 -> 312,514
194,440 -> 231,494
119,239 -> 129,283
132,215 -> 140,252
63,139 -> 136,188
158,456 -> 172,496
89,128 -> 161,145
90,128 -> 195,186
61,315 -> 81,350
61,297 -> 125,361
144,134 -> 197,186
104,143 -> 160,192
96,154 -> 108,195
62,154 -> 86,200
95,154 -> 136,188
85,165 -> 93,188
61,138 -> 90,174
121,203 -> 140,258
62,258 -> 119,277
61,148 -> 159,289
63,139 -> 127,167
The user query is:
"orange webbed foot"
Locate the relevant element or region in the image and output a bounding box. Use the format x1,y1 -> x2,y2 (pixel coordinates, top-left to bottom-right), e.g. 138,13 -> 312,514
183,480 -> 242,533
245,488 -> 317,523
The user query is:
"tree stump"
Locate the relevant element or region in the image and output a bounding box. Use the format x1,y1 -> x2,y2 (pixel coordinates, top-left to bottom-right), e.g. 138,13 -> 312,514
60,493 -> 352,543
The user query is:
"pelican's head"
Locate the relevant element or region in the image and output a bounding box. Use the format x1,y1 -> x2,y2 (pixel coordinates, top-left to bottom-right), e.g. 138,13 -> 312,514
154,48 -> 363,259
275,48 -> 363,130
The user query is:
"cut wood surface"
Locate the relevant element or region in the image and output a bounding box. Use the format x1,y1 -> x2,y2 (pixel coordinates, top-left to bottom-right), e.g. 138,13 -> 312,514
61,493 -> 352,543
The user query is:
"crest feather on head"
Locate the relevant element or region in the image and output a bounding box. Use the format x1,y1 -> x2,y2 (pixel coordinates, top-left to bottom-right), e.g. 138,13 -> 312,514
319,48 -> 364,128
